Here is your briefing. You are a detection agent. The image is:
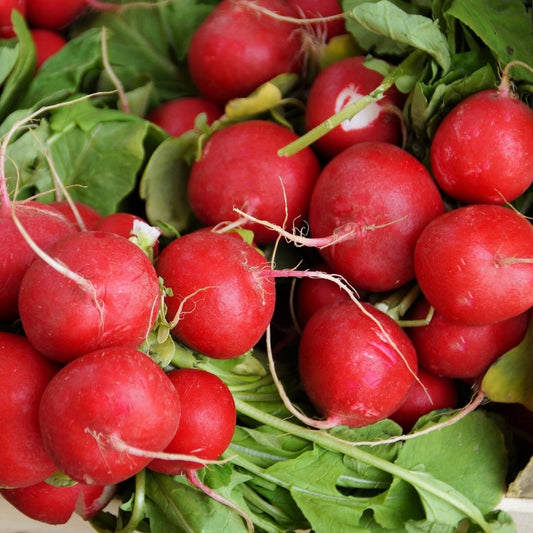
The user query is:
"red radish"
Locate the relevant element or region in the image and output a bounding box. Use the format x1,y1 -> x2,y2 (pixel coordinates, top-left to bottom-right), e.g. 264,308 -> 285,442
30,28 -> 66,70
0,201 -> 76,321
0,0 -> 25,38
149,368 -> 236,474
298,300 -> 418,428
155,230 -> 276,359
389,367 -> 458,432
430,85 -> 533,205
94,212 -> 161,258
26,0 -> 85,29
305,56 -> 405,157
18,230 -> 161,363
295,261 -> 353,328
39,346 -> 181,486
414,204 -> 533,326
48,199 -> 103,230
0,332 -> 58,488
187,0 -> 303,105
187,120 -> 321,244
287,0 -> 346,42
146,97 -> 223,137
1,481 -> 116,524
308,141 -> 445,292
406,297 -> 529,380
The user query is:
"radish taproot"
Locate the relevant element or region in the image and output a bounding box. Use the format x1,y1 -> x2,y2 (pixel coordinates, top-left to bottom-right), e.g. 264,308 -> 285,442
305,56 -> 405,157
0,332 -> 58,489
308,141 -> 445,292
38,346 -> 181,486
187,0 -> 303,105
298,300 -> 418,428
149,368 -> 236,475
188,119 -> 321,244
414,204 -> 533,326
155,230 -> 276,359
18,230 -> 161,363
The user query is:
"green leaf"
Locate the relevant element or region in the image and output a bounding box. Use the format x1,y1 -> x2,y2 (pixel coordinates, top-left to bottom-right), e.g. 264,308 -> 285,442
482,318 -> 533,410
445,0 -> 533,84
139,133 -> 197,237
344,0 -> 451,71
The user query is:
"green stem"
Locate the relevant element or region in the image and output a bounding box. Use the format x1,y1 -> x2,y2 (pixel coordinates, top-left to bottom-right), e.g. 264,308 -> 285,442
115,469 -> 147,533
234,398 -> 492,532
278,50 -> 425,157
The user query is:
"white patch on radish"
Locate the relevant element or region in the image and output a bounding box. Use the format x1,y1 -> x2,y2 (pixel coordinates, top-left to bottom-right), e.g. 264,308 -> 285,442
335,84 -> 381,131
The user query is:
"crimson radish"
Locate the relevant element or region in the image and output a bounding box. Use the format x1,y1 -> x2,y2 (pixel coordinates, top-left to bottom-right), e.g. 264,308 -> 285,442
187,0 -> 303,105
0,0 -> 25,38
18,230 -> 161,363
49,199 -> 103,230
26,0 -> 85,29
298,300 -> 418,428
430,80 -> 533,204
287,0 -> 346,42
38,346 -> 181,486
406,297 -> 529,380
308,141 -> 445,292
187,119 -> 321,244
30,28 -> 66,70
305,56 -> 405,157
414,204 -> 533,326
1,481 -> 116,525
146,97 -> 223,137
0,332 -> 58,489
149,368 -> 236,474
155,230 -> 276,359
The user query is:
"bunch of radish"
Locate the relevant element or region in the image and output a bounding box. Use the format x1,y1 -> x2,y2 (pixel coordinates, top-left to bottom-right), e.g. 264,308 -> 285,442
0,0 -> 533,531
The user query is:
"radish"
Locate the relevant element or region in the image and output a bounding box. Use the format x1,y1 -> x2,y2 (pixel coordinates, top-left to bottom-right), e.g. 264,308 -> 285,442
30,28 -> 66,70
146,97 -> 223,137
1,481 -> 116,525
0,201 -> 77,321
298,300 -> 418,428
38,346 -> 181,486
187,0 -> 303,105
406,297 -> 530,380
287,0 -> 346,42
49,199 -> 104,230
0,332 -> 58,489
187,119 -> 321,244
26,0 -> 85,30
308,141 -> 445,292
0,0 -> 25,38
18,230 -> 161,363
429,73 -> 533,205
414,204 -> 533,326
155,230 -> 276,359
149,368 -> 236,475
305,56 -> 405,158
389,367 -> 458,432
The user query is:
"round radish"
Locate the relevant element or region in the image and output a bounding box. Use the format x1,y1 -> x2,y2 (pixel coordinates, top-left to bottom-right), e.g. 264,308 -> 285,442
48,199 -> 104,230
30,28 -> 66,70
39,346 -> 181,486
0,201 -> 77,321
187,0 -> 303,105
18,230 -> 161,363
149,368 -> 236,475
26,0 -> 85,29
389,367 -> 458,432
0,481 -> 116,525
287,0 -> 346,42
305,56 -> 405,158
414,204 -> 533,326
155,230 -> 276,359
0,332 -> 58,488
187,120 -> 321,244
0,0 -> 25,38
430,87 -> 533,204
308,141 -> 445,292
298,300 -> 418,428
146,97 -> 223,137
406,297 -> 529,380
